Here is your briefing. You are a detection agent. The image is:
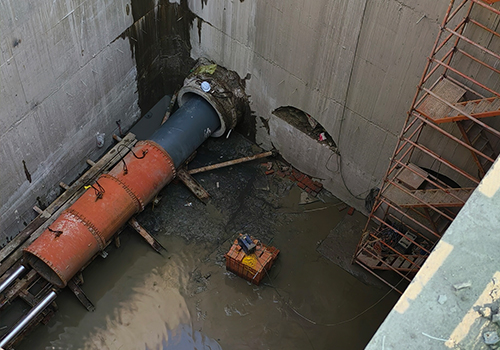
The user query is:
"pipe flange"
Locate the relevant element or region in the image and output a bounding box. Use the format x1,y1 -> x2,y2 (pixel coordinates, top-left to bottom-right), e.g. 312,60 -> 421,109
178,58 -> 250,137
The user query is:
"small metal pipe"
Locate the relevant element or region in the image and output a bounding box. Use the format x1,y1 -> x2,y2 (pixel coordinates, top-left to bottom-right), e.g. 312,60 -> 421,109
458,48 -> 500,75
432,58 -> 500,99
445,0 -> 469,26
0,265 -> 26,294
469,19 -> 500,40
403,138 -> 480,184
445,75 -> 486,99
422,86 -> 500,137
0,290 -> 57,348
188,151 -> 274,175
470,0 -> 500,16
444,26 -> 500,62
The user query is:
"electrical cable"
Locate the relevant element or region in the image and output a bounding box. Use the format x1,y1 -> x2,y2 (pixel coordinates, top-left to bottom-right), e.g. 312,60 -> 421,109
255,239 -> 410,329
330,0 -> 371,201
117,144 -> 148,174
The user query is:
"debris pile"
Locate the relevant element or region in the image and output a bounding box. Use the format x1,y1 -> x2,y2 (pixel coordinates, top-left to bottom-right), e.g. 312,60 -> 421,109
262,162 -> 323,197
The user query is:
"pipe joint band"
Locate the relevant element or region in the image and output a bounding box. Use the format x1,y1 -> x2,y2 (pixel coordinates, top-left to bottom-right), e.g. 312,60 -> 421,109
66,209 -> 106,250
101,174 -> 144,212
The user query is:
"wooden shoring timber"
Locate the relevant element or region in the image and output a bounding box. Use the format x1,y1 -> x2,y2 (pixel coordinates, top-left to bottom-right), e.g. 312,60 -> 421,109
67,279 -> 95,312
176,168 -> 210,203
0,270 -> 39,310
128,218 -> 165,254
0,133 -> 137,277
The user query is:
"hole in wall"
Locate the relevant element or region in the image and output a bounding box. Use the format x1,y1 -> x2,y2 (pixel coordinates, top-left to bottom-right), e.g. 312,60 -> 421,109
272,106 -> 337,150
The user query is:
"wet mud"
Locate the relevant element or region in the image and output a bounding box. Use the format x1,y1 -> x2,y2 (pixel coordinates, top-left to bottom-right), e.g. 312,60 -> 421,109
16,129 -> 398,350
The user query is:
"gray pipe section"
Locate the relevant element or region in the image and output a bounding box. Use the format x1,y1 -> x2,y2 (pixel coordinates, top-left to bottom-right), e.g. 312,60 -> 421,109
0,265 -> 26,294
0,290 -> 57,348
149,94 -> 221,168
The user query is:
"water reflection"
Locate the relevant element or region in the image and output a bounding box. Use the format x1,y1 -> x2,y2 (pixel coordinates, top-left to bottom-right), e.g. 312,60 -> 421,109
148,324 -> 221,350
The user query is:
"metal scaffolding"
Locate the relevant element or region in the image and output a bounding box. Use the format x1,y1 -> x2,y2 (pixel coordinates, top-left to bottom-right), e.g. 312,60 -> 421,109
353,0 -> 500,293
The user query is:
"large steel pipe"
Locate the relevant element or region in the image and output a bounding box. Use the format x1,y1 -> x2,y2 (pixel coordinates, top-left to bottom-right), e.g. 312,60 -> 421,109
23,59 -> 249,289
150,94 -> 221,168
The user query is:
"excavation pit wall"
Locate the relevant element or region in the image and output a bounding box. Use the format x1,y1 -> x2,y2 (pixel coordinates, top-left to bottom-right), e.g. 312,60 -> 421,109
15,131 -> 399,350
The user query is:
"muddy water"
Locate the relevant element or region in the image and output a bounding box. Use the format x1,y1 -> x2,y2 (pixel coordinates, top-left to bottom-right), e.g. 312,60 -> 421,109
17,184 -> 398,350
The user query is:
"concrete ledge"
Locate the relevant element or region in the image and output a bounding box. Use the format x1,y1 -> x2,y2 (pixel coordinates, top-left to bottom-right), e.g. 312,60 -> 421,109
366,157 -> 500,350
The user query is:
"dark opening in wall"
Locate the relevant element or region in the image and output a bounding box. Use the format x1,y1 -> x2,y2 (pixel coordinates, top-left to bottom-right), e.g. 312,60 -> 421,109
272,106 -> 337,150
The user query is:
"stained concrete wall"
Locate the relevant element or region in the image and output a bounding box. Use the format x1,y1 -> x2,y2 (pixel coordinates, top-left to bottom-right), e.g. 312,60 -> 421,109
2,0 -> 499,243
0,0 -> 138,243
189,0 -> 452,211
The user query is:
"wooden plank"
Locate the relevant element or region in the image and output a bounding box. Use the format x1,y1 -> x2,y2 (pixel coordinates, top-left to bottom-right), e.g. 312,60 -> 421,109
0,270 -> 39,310
435,109 -> 500,124
396,163 -> 429,190
177,168 -> 210,203
128,218 -> 164,254
417,78 -> 466,121
67,279 -> 95,312
435,97 -> 500,124
0,133 -> 137,275
384,186 -> 474,208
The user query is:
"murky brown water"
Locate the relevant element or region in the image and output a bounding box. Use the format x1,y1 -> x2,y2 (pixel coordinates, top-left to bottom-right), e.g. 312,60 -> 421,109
16,185 -> 398,350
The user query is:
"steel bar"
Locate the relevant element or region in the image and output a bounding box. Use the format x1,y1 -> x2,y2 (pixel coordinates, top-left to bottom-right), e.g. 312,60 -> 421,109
188,151 -> 273,175
392,157 -> 469,205
358,246 -> 415,281
458,48 -> 500,75
445,0 -> 470,25
396,122 -> 424,159
0,265 -> 26,294
370,214 -> 431,255
422,50 -> 453,85
470,0 -> 500,16
354,259 -> 404,294
386,210 -> 436,243
434,57 -> 500,99
403,137 -> 481,184
445,75 -> 487,99
469,18 -> 500,40
444,26 -> 500,61
457,121 -> 486,177
367,234 -> 421,274
161,91 -> 178,126
422,207 -> 441,235
412,111 -> 495,163
386,178 -> 455,221
421,86 -> 500,138
445,2 -> 473,69
0,290 -> 57,348
380,197 -> 442,240
402,113 -> 422,135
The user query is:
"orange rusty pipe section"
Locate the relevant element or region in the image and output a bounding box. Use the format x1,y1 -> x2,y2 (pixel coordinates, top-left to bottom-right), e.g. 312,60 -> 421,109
24,141 -> 175,287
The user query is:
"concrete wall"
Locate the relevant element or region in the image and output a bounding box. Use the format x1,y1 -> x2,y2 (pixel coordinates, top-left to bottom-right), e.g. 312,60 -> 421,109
0,0 -> 138,243
2,0 -> 499,243
189,0 -> 452,211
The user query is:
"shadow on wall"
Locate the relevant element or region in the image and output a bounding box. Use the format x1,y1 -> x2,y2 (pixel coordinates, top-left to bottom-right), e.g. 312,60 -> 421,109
272,106 -> 337,151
